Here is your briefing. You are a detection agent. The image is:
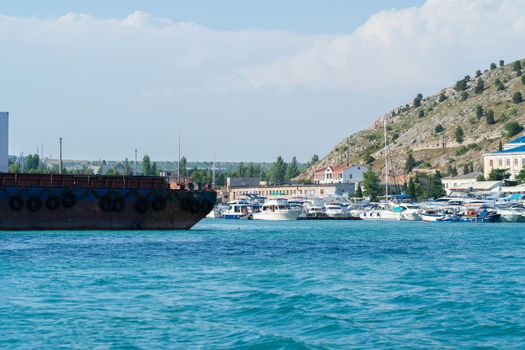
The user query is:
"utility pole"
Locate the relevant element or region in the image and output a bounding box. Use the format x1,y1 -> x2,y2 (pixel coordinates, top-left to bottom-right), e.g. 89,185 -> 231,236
177,131 -> 181,181
59,137 -> 63,174
212,138 -> 216,189
134,148 -> 138,175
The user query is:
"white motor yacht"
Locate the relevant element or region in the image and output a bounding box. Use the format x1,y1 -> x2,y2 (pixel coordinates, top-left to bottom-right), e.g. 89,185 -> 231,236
359,204 -> 400,220
252,199 -> 302,221
324,202 -> 349,218
223,200 -> 252,220
392,203 -> 421,221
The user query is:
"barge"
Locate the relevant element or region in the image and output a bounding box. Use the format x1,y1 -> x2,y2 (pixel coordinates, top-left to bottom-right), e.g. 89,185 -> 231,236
0,173 -> 216,230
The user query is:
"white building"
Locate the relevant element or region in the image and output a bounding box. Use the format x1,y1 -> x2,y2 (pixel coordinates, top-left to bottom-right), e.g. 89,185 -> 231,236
0,112 -> 8,173
313,165 -> 368,184
483,135 -> 525,180
441,172 -> 481,192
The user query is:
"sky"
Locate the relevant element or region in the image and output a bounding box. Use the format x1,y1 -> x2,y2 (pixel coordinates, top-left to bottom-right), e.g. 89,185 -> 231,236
1,0 -> 524,162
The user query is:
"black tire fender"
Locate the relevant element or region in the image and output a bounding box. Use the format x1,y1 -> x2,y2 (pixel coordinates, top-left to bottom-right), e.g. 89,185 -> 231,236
151,196 -> 166,211
135,198 -> 149,213
46,195 -> 61,210
27,196 -> 42,212
113,196 -> 126,213
99,196 -> 115,212
9,196 -> 24,211
62,191 -> 77,208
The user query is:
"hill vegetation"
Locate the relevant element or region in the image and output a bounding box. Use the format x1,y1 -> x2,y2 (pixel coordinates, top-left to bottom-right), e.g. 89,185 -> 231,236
300,58 -> 525,182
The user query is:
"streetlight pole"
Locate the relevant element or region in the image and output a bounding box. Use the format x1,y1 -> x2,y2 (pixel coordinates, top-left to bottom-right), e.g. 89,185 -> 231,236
134,148 -> 138,175
59,137 -> 63,174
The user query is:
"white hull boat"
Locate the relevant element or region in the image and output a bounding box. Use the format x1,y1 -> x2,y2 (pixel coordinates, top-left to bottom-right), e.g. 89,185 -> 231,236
420,213 -> 446,222
497,209 -> 521,223
252,199 -> 302,221
252,210 -> 302,221
359,210 -> 400,220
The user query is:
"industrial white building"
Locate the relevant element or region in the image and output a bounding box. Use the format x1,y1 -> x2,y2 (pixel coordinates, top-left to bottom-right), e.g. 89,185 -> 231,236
0,112 -> 8,173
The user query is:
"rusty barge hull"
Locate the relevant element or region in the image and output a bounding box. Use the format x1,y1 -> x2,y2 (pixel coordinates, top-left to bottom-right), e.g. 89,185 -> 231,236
0,174 -> 216,230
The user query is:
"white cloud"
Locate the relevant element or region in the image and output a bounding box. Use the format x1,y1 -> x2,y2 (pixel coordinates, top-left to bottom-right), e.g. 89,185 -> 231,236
236,0 -> 525,91
0,1 -> 524,161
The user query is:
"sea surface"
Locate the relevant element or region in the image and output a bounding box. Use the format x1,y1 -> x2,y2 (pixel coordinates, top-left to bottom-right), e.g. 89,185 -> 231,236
1,220 -> 525,349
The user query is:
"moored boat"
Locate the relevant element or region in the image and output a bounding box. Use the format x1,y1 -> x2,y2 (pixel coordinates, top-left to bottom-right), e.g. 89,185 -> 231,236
252,199 -> 302,221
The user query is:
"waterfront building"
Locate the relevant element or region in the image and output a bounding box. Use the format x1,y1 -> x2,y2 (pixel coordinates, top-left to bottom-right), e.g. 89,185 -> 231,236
483,135 -> 525,180
442,172 -> 481,192
223,182 -> 356,202
0,112 -> 8,173
313,165 -> 368,184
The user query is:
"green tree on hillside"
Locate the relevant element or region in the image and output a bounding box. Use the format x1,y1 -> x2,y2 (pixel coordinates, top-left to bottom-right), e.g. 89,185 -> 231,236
438,92 -> 448,102
485,110 -> 495,125
413,93 -> 423,107
310,154 -> 319,166
475,105 -> 484,118
418,110 -> 425,118
460,91 -> 469,101
499,60 -> 505,67
434,124 -> 444,133
362,169 -> 381,202
455,126 -> 465,143
269,156 -> 287,185
498,140 -> 503,151
422,172 -> 445,200
454,79 -> 468,91
474,78 -> 484,94
517,70 -> 522,77
513,60 -> 522,72
512,91 -> 523,104
494,78 -> 505,91
405,152 -> 416,173
522,75 -> 525,85
490,62 -> 497,70
505,122 -> 524,137
475,69 -> 482,78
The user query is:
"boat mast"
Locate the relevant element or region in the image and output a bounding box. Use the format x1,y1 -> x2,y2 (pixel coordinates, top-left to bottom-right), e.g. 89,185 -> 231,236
384,117 -> 388,204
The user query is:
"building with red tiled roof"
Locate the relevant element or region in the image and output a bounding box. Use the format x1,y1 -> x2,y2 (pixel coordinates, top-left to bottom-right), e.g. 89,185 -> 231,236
313,165 -> 368,184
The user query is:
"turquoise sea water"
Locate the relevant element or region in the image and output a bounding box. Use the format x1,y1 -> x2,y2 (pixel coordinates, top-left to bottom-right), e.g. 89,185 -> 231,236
1,220 -> 525,349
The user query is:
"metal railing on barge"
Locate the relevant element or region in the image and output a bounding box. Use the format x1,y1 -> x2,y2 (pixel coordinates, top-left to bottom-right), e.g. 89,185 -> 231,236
0,173 -> 170,190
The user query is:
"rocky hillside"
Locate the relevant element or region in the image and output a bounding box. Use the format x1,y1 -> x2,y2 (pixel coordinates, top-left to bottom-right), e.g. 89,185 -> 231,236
300,59 -> 525,181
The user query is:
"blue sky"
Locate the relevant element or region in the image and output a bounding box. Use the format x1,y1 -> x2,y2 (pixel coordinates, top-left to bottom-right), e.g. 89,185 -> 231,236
0,0 -> 424,33
1,1 -> 524,162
